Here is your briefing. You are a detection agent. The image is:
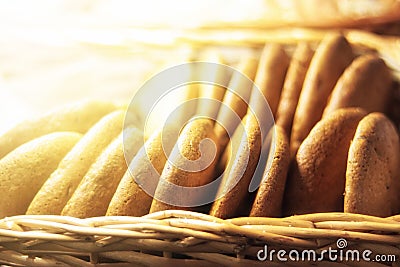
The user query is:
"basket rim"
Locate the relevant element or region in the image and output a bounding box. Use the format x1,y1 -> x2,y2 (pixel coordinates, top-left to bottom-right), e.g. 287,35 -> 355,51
0,211 -> 399,266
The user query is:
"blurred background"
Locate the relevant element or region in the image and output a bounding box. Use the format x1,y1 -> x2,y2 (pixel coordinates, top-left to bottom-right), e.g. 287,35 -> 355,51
1,0 -> 399,134
0,0 -> 273,134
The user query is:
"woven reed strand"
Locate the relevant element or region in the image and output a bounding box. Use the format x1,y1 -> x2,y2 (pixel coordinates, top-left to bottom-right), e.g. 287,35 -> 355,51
0,210 -> 399,266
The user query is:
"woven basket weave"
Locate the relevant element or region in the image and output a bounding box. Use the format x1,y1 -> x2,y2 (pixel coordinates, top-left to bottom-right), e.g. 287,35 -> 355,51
0,30 -> 399,267
0,210 -> 399,266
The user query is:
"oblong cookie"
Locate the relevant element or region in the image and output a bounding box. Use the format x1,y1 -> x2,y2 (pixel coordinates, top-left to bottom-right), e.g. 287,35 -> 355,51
323,54 -> 393,116
0,132 -> 81,217
62,126 -> 143,218
290,34 -> 354,155
0,101 -> 116,159
150,118 -> 218,212
27,110 -> 125,215
284,108 -> 367,215
344,113 -> 400,217
214,57 -> 258,150
107,126 -> 177,216
210,113 -> 262,219
250,125 -> 290,217
195,53 -> 228,120
251,43 -> 289,117
276,43 -> 314,137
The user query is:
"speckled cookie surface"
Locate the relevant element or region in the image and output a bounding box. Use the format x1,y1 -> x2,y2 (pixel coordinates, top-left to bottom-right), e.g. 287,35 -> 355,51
345,113 -> 400,217
284,108 -> 367,215
250,125 -> 290,217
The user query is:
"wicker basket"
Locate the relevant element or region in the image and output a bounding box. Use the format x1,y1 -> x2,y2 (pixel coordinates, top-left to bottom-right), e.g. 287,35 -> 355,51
0,28 -> 400,267
0,211 -> 399,266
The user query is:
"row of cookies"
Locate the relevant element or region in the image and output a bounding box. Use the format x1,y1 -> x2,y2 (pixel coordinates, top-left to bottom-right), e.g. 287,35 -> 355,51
0,32 -> 398,219
126,32 -> 399,218
0,101 -> 121,217
207,33 -> 399,218
283,34 -> 399,217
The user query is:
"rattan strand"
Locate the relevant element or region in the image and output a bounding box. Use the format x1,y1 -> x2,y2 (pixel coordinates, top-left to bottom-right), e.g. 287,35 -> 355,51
0,210 -> 399,266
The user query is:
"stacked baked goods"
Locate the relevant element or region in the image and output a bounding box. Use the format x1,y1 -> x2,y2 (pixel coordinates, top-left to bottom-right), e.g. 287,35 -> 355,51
0,33 -> 399,221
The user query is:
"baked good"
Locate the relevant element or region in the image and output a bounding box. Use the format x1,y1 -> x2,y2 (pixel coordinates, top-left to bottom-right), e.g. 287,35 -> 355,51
210,113 -> 262,218
251,43 -> 289,117
0,30 -> 399,220
276,43 -> 314,137
61,126 -> 143,218
344,112 -> 400,217
214,57 -> 258,150
290,34 -> 354,155
284,108 -> 367,215
195,53 -> 228,119
0,101 -> 116,159
323,54 -> 393,116
0,132 -> 81,217
26,110 -> 125,215
107,126 -> 177,216
250,125 -> 290,217
150,118 -> 218,212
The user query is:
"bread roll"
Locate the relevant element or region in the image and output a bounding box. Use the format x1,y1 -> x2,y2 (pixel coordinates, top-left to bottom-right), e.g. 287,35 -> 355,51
284,108 -> 367,215
210,113 -> 262,219
290,34 -> 354,155
250,126 -> 290,217
345,113 -> 400,217
62,126 -> 143,218
107,126 -> 177,216
323,54 -> 393,116
0,101 -> 116,159
27,110 -> 125,215
276,43 -> 314,137
0,132 -> 81,217
150,118 -> 218,212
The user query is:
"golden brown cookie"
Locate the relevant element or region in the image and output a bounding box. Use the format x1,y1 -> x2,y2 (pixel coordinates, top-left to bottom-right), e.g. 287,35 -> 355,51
290,34 -> 354,156
0,101 -> 116,159
195,53 -> 228,119
210,113 -> 262,219
61,126 -> 143,218
251,43 -> 289,117
344,113 -> 400,217
107,126 -> 177,216
150,118 -> 218,212
276,43 -> 314,137
250,125 -> 290,217
0,132 -> 81,217
323,54 -> 393,116
216,46 -> 288,177
214,57 -> 258,150
284,108 -> 367,215
27,110 -> 125,215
